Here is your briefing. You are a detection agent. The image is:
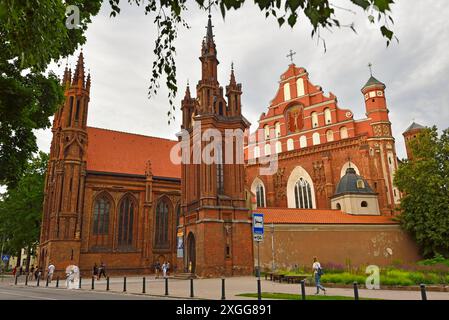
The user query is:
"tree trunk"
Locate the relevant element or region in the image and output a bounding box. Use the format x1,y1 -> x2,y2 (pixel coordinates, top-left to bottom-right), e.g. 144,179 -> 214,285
25,247 -> 31,273
16,249 -> 21,267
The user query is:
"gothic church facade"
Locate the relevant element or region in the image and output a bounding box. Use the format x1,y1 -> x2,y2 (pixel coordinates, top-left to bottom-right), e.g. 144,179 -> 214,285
39,17 -> 421,276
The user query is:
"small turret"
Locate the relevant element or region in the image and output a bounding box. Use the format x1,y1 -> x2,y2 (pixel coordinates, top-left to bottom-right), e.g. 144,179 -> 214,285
85,72 -> 91,93
226,63 -> 242,116
62,65 -> 72,88
403,122 -> 426,160
181,81 -> 196,129
72,51 -> 85,88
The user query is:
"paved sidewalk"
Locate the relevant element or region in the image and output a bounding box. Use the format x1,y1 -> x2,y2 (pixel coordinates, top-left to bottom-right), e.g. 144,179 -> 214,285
8,275 -> 449,300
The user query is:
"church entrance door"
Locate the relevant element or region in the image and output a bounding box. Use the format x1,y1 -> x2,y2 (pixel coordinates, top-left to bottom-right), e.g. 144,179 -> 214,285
187,232 -> 196,274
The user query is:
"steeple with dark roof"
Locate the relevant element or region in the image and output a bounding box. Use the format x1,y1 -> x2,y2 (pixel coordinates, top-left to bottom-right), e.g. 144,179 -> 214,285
404,122 -> 425,133
362,75 -> 385,89
334,168 -> 376,196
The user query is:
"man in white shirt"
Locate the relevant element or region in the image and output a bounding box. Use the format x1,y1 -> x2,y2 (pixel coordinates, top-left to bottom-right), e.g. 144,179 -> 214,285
312,257 -> 326,295
47,263 -> 55,283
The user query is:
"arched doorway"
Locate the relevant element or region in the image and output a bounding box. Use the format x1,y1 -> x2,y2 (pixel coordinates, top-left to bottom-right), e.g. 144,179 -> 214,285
187,232 -> 196,274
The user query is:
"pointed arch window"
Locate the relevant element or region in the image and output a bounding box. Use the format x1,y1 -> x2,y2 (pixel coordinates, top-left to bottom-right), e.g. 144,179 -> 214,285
324,108 -> 332,124
340,126 -> 348,139
294,178 -> 313,209
312,132 -> 320,145
216,147 -> 224,194
299,135 -> 307,148
68,96 -> 74,126
264,125 -> 270,140
275,141 -> 282,154
176,204 -> 181,227
287,139 -> 294,151
93,196 -> 110,235
264,144 -> 271,156
284,83 -> 291,101
256,184 -> 265,208
253,146 -> 260,158
326,130 -> 334,142
296,78 -> 305,97
275,122 -> 281,137
311,112 -> 319,128
155,199 -> 169,248
118,196 -> 135,247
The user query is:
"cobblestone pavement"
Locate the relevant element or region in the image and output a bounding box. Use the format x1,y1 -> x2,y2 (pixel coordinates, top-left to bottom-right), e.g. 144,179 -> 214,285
3,275 -> 449,300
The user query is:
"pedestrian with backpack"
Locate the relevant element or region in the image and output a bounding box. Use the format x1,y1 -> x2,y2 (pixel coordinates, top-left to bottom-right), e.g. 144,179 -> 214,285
312,257 -> 326,295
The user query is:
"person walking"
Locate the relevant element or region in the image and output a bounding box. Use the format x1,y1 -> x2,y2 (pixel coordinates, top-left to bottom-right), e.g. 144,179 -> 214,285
98,261 -> 107,280
12,266 -> 17,277
154,261 -> 160,279
93,263 -> 98,280
166,262 -> 170,277
162,262 -> 167,278
312,257 -> 326,295
29,265 -> 35,280
34,266 -> 39,280
47,263 -> 55,283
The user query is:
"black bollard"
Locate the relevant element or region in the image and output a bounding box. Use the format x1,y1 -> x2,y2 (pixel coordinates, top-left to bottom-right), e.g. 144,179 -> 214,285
165,277 -> 169,296
190,278 -> 194,298
300,280 -> 306,300
14,275 -> 18,285
25,274 -> 28,286
420,284 -> 427,301
91,276 -> 95,290
257,278 -> 262,301
123,276 -> 127,292
221,278 -> 226,300
79,276 -> 82,289
56,277 -> 59,288
37,276 -> 40,287
106,276 -> 110,291
142,277 -> 146,293
353,282 -> 359,300
46,276 -> 49,287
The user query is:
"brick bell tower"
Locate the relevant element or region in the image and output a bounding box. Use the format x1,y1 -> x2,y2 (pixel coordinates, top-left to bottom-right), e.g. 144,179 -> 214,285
39,52 -> 90,273
178,14 -> 254,277
361,65 -> 401,214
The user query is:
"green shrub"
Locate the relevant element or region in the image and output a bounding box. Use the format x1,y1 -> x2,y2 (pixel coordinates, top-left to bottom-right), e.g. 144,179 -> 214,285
321,272 -> 365,285
417,254 -> 449,267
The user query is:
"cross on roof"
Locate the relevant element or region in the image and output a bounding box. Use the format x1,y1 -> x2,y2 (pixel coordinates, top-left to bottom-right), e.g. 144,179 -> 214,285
368,62 -> 373,76
287,49 -> 296,64
346,156 -> 352,167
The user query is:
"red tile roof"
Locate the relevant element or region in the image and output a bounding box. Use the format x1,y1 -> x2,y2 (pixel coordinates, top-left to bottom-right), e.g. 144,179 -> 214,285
86,127 -> 180,179
254,208 -> 398,225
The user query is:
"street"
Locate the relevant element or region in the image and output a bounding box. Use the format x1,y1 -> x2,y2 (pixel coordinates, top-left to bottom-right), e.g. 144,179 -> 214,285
1,275 -> 449,300
0,284 -> 175,300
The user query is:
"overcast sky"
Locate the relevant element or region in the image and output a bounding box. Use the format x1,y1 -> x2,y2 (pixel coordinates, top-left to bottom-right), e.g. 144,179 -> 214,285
37,0 -> 449,161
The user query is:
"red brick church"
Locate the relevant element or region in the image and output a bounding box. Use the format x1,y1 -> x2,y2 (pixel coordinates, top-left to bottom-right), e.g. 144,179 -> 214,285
39,16 -> 421,277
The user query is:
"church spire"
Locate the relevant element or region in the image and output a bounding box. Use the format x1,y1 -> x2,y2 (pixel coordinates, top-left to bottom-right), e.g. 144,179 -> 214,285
72,50 -> 85,87
62,64 -> 72,87
229,62 -> 236,86
184,80 -> 191,99
199,13 -> 219,83
85,71 -> 91,93
206,13 -> 214,45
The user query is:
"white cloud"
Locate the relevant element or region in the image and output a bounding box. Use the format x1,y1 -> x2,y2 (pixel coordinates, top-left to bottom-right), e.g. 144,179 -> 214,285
37,0 -> 449,161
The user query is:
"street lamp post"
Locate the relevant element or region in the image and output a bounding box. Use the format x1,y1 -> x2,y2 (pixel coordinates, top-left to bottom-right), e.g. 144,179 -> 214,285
271,223 -> 275,272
